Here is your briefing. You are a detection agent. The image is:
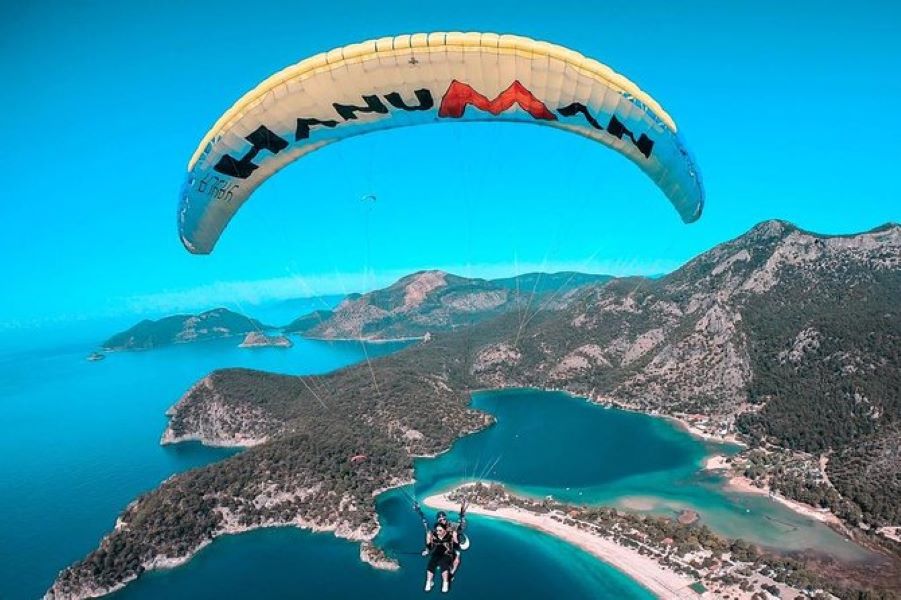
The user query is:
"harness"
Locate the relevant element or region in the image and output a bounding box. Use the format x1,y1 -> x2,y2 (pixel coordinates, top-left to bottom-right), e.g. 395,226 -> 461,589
430,531 -> 456,556
413,500 -> 469,555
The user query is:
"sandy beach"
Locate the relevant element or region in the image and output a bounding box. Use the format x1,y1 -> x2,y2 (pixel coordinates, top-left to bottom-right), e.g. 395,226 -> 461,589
725,475 -> 844,527
662,415 -> 745,447
703,455 -> 731,470
704,455 -> 845,529
423,493 -> 704,599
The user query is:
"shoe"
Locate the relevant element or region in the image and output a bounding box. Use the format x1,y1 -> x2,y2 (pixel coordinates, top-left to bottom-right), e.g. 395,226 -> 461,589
442,580 -> 449,593
425,580 -> 433,592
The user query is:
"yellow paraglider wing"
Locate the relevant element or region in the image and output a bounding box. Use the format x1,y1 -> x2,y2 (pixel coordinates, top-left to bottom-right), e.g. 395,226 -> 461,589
179,32 -> 704,254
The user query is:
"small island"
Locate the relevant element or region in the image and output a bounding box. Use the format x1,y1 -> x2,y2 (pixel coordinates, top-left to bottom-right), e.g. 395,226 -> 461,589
101,308 -> 269,351
238,332 -> 293,348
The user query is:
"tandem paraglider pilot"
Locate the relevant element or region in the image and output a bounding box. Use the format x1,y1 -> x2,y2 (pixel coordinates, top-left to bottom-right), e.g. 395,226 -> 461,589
423,518 -> 458,594
414,502 -> 469,593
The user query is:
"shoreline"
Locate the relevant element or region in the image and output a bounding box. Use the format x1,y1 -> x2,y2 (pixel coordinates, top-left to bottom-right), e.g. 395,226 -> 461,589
703,455 -> 846,530
166,383 -> 852,562
46,515 -> 391,600
422,493 -> 703,599
56,383 -> 866,598
48,477 -> 410,599
101,332 -> 420,354
659,414 -> 745,447
729,476 -> 845,528
471,385 -> 746,448
159,431 -> 267,447
299,335 -> 424,344
469,386 -> 850,536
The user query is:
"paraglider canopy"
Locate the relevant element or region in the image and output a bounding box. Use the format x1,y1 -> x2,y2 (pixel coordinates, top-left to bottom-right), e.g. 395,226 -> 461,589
178,32 -> 704,254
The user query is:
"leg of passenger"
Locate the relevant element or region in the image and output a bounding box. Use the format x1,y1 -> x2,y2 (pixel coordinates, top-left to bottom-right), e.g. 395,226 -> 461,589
425,555 -> 438,592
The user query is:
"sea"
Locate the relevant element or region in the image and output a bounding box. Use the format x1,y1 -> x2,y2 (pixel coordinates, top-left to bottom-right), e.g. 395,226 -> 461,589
0,304 -> 871,600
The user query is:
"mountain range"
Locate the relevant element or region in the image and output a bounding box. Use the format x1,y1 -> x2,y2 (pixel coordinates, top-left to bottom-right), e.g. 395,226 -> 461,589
283,271 -> 611,339
103,272 -> 612,349
51,220 -> 901,599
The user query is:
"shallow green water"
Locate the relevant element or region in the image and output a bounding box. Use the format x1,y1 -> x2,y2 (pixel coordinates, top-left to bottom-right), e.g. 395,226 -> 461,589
415,389 -> 868,561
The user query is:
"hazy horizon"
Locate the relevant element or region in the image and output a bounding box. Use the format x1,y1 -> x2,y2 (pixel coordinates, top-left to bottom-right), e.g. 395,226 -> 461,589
4,216 -> 898,332
4,1 -> 899,327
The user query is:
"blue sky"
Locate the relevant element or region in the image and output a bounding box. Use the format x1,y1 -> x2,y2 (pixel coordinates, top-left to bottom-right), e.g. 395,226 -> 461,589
1,0 -> 899,328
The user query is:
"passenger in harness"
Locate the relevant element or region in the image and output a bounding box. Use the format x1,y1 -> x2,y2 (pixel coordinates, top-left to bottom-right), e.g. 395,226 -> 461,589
423,521 -> 457,593
415,501 -> 468,593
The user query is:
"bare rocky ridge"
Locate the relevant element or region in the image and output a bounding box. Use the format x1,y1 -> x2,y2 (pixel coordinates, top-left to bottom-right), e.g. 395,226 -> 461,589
283,270 -> 611,340
48,221 -> 901,599
491,222 -> 898,411
160,376 -> 283,447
